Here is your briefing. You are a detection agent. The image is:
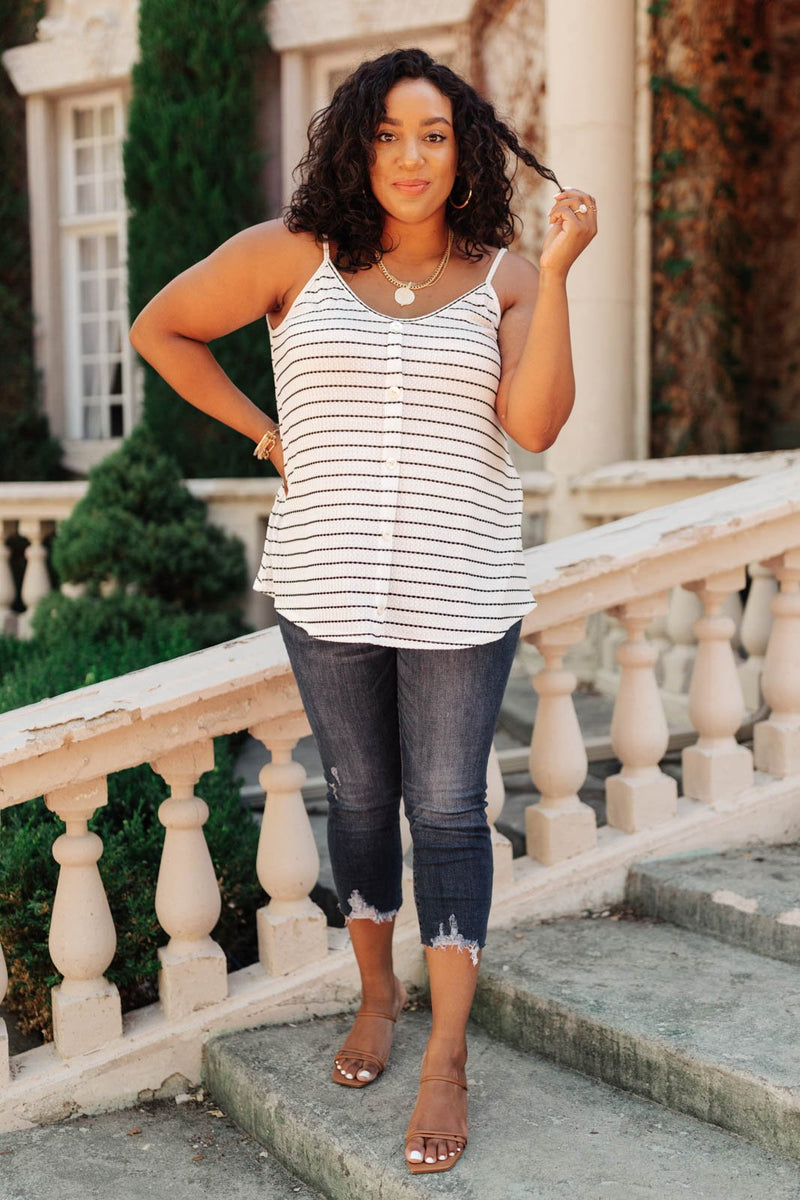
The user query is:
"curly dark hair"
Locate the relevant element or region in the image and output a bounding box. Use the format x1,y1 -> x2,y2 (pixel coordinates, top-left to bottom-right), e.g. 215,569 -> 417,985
284,47 -> 561,270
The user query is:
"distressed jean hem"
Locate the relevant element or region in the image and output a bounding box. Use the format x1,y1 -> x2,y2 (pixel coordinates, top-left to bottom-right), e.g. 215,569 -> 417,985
425,914 -> 482,967
343,889 -> 399,924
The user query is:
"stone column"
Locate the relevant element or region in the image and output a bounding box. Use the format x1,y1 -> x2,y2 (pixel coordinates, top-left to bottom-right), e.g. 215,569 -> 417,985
543,0 -> 637,538
250,725 -> 327,975
150,742 -> 228,1020
606,592 -> 677,832
754,549 -> 800,777
486,740 -> 513,890
280,50 -> 309,207
738,562 -> 777,711
44,778 -> 122,1059
18,519 -> 52,639
682,569 -> 754,804
0,522 -> 15,634
526,619 -> 596,865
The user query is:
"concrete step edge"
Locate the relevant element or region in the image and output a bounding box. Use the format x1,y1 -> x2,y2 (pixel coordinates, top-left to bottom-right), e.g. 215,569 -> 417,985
625,862 -> 800,966
472,965 -> 800,1164
203,1033 -> 419,1200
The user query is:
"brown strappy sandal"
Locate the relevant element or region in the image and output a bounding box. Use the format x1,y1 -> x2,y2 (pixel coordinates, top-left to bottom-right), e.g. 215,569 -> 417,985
331,1010 -> 398,1088
405,1074 -> 468,1174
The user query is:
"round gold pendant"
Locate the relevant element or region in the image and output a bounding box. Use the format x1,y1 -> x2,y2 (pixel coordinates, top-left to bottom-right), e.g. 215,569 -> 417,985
394,286 -> 415,307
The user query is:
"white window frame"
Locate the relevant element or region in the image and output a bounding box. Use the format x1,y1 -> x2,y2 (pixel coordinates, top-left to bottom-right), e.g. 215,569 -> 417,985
58,89 -> 134,445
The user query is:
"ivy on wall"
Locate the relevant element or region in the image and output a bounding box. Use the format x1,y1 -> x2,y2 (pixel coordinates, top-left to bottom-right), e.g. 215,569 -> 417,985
0,0 -> 63,481
124,0 -> 275,478
648,0 -> 796,457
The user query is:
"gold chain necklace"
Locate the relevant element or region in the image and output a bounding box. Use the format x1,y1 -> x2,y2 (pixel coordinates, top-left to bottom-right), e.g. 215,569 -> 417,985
377,229 -> 454,307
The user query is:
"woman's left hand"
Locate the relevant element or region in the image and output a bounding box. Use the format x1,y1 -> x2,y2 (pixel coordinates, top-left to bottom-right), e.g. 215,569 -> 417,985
540,186 -> 597,277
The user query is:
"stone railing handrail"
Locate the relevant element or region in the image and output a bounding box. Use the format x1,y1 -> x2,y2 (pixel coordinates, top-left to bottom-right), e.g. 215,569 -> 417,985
523,466 -> 800,632
572,449 -> 800,520
0,628 -> 302,808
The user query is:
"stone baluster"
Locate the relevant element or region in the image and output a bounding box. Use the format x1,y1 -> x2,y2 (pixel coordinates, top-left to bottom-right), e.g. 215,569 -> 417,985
661,585 -> 702,694
250,724 -> 328,974
150,742 -> 227,1019
645,606 -> 671,685
0,523 -> 16,634
44,779 -> 122,1059
525,619 -> 596,866
605,593 -> 678,832
0,939 -> 8,1085
486,740 -> 513,889
18,519 -> 52,639
738,562 -> 777,711
754,549 -> 800,777
396,805 -> 416,927
682,569 -> 754,804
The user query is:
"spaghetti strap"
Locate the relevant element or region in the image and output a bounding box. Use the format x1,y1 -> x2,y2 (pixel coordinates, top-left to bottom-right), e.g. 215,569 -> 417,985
321,238 -> 331,263
485,246 -> 507,284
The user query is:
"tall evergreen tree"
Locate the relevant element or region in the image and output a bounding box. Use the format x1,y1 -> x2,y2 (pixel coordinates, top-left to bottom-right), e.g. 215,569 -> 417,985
124,0 -> 275,477
0,0 -> 64,480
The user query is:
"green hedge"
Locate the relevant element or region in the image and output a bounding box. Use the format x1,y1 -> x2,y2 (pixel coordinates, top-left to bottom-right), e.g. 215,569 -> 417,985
124,0 -> 276,478
0,0 -> 63,480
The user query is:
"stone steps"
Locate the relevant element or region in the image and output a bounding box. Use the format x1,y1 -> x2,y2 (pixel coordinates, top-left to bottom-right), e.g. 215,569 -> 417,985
472,905 -> 800,1163
203,993 -> 800,1198
626,844 -> 800,965
0,1090 -> 324,1200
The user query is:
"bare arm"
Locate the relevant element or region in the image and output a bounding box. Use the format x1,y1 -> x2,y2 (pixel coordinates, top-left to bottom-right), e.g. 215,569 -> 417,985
494,189 -> 596,452
129,220 -> 319,477
494,259 -> 574,453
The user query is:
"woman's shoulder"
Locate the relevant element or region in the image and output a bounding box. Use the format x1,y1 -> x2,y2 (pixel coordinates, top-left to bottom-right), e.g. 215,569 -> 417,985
489,247 -> 539,312
236,220 -> 325,266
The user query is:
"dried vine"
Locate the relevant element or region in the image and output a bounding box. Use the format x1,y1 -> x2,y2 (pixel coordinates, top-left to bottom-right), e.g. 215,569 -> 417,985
649,0 -> 798,456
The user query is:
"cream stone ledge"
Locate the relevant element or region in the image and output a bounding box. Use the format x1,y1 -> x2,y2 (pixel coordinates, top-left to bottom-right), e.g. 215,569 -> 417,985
522,466 -> 800,636
572,450 -> 800,521
266,0 -> 477,51
0,627 -> 308,807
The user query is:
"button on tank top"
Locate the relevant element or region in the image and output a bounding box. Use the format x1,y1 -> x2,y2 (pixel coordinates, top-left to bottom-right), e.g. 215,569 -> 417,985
253,240 -> 537,649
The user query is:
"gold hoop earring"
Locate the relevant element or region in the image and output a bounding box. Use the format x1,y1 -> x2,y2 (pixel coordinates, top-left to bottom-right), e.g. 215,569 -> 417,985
449,184 -> 472,210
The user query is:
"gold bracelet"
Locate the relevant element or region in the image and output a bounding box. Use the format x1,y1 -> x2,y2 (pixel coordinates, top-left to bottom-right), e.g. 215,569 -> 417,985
253,426 -> 280,459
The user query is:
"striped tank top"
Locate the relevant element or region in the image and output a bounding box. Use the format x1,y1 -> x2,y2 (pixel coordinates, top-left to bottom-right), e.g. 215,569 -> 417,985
253,239 -> 537,649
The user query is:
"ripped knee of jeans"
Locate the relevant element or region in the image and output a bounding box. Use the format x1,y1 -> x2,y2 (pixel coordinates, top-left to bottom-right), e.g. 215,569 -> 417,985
344,889 -> 398,925
327,765 -> 342,802
429,914 -> 480,967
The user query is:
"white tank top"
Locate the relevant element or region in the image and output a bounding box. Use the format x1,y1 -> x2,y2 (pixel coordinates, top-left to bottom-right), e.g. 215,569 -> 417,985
253,240 -> 537,648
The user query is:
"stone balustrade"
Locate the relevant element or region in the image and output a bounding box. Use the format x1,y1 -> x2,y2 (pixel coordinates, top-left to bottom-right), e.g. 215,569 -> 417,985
1,465 -> 800,1131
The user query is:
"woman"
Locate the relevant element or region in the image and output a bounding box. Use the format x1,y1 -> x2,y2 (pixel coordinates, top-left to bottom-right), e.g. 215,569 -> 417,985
130,47 -> 596,1175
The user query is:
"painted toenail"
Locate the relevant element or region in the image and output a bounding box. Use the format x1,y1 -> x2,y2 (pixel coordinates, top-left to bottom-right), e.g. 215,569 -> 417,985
438,1154 -> 447,1160
425,1155 -> 436,1163
357,1069 -> 372,1079
449,1151 -> 456,1157
408,1151 -> 423,1162
346,1072 -> 354,1079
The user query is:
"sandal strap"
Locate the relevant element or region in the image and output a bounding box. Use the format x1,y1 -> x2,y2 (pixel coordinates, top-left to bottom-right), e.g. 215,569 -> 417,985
335,1047 -> 386,1070
356,1010 -> 397,1022
419,1073 -> 468,1091
406,1128 -> 467,1143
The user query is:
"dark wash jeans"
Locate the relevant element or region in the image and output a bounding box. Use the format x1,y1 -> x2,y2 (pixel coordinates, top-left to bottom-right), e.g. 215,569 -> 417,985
275,612 -> 521,963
